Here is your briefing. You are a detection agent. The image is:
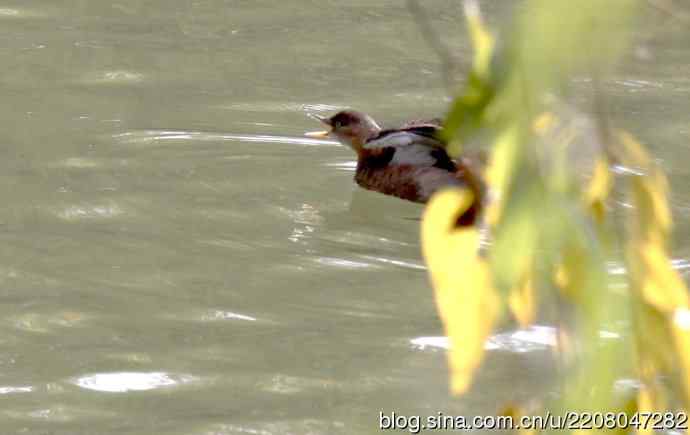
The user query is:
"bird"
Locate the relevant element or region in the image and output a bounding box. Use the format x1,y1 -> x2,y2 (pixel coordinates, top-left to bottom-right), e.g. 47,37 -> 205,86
306,110 -> 484,223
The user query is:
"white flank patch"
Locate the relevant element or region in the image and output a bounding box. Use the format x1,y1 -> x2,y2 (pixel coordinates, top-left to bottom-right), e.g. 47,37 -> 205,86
365,132 -> 441,149
391,144 -> 437,166
365,132 -> 417,148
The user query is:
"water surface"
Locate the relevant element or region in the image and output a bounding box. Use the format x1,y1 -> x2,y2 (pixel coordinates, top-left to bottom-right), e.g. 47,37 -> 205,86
0,1 -> 688,434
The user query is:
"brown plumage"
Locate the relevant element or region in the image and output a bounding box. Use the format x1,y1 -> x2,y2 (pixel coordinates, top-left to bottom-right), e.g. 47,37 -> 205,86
306,110 -> 484,221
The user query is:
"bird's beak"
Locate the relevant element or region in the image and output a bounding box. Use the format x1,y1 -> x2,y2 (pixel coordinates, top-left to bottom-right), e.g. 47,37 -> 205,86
305,130 -> 330,138
305,113 -> 332,138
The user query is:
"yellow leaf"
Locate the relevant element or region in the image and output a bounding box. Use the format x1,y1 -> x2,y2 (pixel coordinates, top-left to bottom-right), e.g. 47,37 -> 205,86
508,274 -> 536,327
532,111 -> 557,135
583,156 -> 612,223
636,243 -> 689,312
647,170 -> 672,234
422,188 -> 500,395
631,172 -> 672,240
463,0 -> 495,79
554,262 -> 568,289
672,309 -> 690,401
554,243 -> 588,302
617,129 -> 651,168
636,385 -> 664,435
627,237 -> 688,315
637,388 -> 653,435
492,206 -> 539,293
619,130 -> 672,241
635,303 -> 676,377
484,125 -> 520,226
500,405 -> 537,435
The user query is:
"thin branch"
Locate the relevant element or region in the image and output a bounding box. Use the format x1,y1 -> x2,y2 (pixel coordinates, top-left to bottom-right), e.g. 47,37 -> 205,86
405,0 -> 458,93
647,0 -> 690,21
591,71 -> 616,164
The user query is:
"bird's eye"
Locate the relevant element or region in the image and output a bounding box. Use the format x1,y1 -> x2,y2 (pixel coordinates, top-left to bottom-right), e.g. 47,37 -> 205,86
333,120 -> 343,129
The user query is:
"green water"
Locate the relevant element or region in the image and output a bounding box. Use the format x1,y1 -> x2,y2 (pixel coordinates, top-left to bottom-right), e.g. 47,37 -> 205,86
0,1 -> 688,434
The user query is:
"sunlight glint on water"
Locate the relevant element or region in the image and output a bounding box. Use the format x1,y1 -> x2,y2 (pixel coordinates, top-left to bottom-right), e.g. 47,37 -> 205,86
0,1 -> 687,434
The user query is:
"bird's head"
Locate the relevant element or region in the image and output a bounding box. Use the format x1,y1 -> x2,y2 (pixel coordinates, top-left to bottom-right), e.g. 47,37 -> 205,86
305,110 -> 381,152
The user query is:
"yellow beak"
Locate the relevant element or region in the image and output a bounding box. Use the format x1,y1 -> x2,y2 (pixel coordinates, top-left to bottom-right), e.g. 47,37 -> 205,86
305,113 -> 333,138
304,130 -> 331,138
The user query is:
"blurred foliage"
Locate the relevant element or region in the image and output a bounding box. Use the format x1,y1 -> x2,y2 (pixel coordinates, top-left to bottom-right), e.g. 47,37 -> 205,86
421,0 -> 690,430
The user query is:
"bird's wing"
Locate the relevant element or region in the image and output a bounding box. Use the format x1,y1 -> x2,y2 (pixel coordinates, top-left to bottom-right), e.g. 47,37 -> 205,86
362,127 -> 456,171
364,126 -> 444,149
400,118 -> 443,128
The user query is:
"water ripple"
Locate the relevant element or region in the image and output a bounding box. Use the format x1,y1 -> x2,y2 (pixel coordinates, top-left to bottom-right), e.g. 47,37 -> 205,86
203,310 -> 257,322
314,257 -> 377,269
616,79 -> 664,90
53,157 -> 102,168
0,8 -> 20,16
359,255 -> 426,271
72,372 -> 198,393
57,203 -> 124,220
608,258 -> 690,276
82,70 -> 145,84
325,161 -> 357,171
10,311 -> 88,333
0,8 -> 39,18
220,101 -> 343,113
0,386 -> 33,394
113,130 -> 338,147
411,325 -> 620,353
